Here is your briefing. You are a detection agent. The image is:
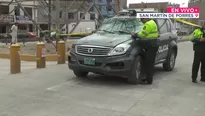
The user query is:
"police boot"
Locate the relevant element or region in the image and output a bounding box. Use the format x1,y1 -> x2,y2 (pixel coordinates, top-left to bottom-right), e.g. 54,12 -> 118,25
200,78 -> 205,82
200,74 -> 205,82
140,73 -> 147,84
192,77 -> 197,83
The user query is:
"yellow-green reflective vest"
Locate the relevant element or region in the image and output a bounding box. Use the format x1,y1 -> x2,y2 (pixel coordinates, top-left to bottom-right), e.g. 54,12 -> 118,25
138,19 -> 159,39
189,28 -> 203,41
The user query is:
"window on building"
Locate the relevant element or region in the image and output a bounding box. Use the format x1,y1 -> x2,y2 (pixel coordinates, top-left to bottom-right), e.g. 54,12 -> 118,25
89,6 -> 94,12
157,19 -> 168,34
15,6 -> 20,16
90,13 -> 95,20
29,24 -> 33,32
166,20 -> 173,32
0,5 -> 9,14
24,7 -> 32,17
106,0 -> 112,11
59,11 -> 62,18
99,5 -> 102,12
80,13 -> 85,19
68,13 -> 74,20
18,24 -> 27,31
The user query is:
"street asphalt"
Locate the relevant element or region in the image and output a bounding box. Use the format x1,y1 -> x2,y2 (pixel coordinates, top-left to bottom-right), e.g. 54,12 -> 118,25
0,41 -> 205,116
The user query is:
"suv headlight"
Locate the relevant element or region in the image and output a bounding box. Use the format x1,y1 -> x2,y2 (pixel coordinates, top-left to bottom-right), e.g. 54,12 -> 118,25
108,43 -> 130,56
70,44 -> 76,51
67,44 -> 75,54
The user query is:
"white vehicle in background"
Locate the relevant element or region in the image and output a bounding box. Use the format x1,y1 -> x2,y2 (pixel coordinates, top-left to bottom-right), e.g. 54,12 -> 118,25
61,21 -> 96,35
48,21 -> 96,41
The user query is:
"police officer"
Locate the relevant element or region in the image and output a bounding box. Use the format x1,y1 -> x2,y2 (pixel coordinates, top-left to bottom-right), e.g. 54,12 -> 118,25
131,18 -> 159,84
190,25 -> 205,83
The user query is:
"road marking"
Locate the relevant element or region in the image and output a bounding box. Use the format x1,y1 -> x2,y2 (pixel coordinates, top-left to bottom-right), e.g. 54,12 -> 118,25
46,80 -> 79,91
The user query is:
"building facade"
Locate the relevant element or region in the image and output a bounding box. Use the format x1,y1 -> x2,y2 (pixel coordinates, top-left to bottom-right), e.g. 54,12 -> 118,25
129,2 -> 180,12
0,0 -> 34,33
93,0 -> 127,18
188,1 -> 205,25
0,0 -> 128,34
36,0 -> 97,32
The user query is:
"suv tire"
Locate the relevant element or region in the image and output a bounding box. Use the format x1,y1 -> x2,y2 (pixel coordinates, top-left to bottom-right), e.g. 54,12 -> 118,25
73,70 -> 88,77
163,49 -> 176,71
128,56 -> 142,85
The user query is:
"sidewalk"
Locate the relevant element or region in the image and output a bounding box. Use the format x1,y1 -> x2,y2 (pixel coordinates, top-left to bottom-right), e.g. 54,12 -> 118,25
0,59 -> 58,80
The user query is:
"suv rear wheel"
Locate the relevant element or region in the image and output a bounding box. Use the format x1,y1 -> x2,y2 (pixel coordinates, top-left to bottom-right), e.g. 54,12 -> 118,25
163,49 -> 176,71
73,70 -> 89,77
128,56 -> 142,84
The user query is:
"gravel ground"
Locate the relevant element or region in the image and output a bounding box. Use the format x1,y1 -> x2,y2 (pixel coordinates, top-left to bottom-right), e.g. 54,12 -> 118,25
0,36 -> 189,55
0,40 -> 75,55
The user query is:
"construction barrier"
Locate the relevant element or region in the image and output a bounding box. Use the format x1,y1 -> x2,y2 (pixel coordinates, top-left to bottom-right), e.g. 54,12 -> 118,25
36,42 -> 46,68
10,44 -> 21,74
173,18 -> 201,28
57,40 -> 66,64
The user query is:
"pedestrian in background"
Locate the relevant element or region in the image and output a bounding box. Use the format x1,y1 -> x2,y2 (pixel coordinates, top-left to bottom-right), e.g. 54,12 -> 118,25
189,25 -> 205,83
10,22 -> 18,45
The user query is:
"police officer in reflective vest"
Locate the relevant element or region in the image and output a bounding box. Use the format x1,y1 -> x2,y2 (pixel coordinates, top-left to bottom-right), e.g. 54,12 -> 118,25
131,18 -> 159,84
189,26 -> 205,83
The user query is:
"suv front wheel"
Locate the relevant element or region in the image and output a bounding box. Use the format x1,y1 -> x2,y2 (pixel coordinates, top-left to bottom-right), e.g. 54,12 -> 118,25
163,49 -> 176,71
128,56 -> 142,84
73,70 -> 89,77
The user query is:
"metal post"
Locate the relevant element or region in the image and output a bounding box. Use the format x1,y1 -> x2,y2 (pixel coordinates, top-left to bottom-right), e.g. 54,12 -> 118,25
48,0 -> 51,38
56,0 -> 60,51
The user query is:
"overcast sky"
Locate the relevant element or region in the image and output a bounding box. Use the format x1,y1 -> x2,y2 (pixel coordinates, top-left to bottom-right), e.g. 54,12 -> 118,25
127,0 -> 189,7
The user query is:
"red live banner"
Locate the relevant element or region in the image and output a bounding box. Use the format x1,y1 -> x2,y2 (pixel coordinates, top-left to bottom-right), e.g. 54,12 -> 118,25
167,7 -> 200,13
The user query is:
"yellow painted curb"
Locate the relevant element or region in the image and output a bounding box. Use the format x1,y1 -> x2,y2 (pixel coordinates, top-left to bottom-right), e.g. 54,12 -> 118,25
0,53 -> 68,61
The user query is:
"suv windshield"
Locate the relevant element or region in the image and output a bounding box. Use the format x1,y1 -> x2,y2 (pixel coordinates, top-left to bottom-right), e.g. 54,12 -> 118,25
98,18 -> 143,34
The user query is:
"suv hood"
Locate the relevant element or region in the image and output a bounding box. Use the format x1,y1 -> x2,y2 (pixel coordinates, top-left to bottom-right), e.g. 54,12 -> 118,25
75,33 -> 131,47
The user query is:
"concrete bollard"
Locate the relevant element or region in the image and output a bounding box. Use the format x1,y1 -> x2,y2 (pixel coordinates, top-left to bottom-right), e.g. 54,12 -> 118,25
10,44 -> 21,74
57,40 -> 66,64
36,42 -> 46,68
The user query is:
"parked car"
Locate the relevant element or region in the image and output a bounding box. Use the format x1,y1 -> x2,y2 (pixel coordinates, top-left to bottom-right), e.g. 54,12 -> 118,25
27,32 -> 37,38
68,15 -> 178,84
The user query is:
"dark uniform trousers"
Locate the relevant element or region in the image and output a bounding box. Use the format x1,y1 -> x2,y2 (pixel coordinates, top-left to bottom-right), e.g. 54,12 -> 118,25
141,39 -> 159,81
192,44 -> 205,81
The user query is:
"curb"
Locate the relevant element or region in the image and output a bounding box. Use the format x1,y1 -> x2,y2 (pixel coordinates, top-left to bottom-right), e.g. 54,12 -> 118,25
0,39 -> 188,61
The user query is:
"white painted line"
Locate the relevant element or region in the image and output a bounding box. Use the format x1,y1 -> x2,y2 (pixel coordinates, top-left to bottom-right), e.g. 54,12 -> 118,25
46,80 -> 78,91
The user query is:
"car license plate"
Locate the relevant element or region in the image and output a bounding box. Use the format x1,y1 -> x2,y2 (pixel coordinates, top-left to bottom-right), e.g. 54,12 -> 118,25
84,57 -> 95,65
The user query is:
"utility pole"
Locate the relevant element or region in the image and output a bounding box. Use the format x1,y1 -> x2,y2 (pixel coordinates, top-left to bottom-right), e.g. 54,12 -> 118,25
56,0 -> 60,51
48,0 -> 51,38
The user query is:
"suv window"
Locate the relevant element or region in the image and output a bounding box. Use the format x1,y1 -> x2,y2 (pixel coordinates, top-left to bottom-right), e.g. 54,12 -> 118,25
169,20 -> 175,30
98,18 -> 143,34
166,20 -> 172,32
157,19 -> 168,34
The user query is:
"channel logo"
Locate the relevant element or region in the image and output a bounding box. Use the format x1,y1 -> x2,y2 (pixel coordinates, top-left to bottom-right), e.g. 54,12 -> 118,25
136,7 -> 200,18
